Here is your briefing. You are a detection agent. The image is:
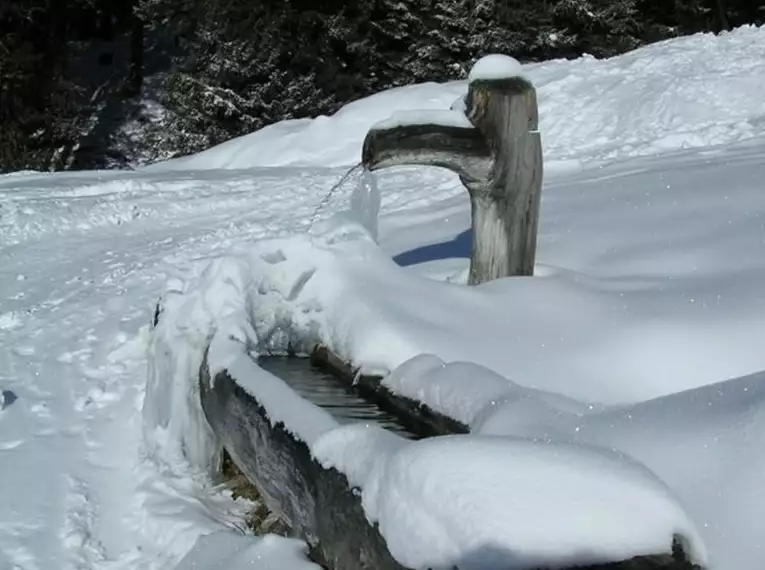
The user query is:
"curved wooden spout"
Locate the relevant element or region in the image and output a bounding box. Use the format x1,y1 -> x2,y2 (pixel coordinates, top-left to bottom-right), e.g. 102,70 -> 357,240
361,65 -> 543,286
362,123 -> 492,185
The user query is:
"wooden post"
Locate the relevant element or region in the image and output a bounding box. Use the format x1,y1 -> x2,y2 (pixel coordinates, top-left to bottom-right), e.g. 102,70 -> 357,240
362,56 -> 543,286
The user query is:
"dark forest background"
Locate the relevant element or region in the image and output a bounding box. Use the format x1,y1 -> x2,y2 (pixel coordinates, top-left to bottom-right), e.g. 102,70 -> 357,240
1,0 -> 762,172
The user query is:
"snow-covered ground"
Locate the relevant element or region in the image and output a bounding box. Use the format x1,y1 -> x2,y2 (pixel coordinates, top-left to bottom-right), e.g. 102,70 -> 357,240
2,25 -> 765,570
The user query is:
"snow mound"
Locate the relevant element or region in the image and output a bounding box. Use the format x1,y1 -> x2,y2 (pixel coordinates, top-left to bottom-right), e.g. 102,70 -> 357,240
148,218 -> 709,569
174,532 -> 320,570
384,354 -> 590,427
370,109 -> 473,131
533,25 -> 765,164
479,370 -> 765,570
469,54 -> 526,82
314,428 -> 706,570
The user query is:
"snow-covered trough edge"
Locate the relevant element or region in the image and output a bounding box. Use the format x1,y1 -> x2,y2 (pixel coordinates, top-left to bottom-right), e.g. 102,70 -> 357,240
195,332 -> 705,570
198,345 -> 408,570
309,345 -> 470,437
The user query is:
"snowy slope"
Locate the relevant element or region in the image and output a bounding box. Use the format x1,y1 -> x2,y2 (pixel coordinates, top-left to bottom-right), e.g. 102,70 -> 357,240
149,25 -> 765,172
1,25 -> 765,570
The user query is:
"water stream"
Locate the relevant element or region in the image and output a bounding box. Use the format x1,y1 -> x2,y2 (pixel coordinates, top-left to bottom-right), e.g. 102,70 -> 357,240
258,357 -> 418,439
308,163 -> 364,232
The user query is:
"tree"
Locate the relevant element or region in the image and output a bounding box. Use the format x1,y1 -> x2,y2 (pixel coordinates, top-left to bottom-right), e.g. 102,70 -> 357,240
125,0 -> 144,96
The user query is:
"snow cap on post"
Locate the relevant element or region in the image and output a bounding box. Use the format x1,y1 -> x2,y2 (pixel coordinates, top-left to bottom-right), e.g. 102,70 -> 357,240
468,54 -> 527,83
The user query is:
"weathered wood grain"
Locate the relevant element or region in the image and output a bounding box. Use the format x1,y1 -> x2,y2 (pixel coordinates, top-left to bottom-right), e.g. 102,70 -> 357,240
362,75 -> 543,285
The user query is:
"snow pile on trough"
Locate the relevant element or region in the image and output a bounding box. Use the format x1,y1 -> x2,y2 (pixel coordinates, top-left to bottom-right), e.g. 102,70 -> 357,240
314,427 -> 706,570
480,370 -> 765,570
468,54 -> 526,82
380,354 -> 765,570
186,320 -> 709,569
382,354 -> 589,427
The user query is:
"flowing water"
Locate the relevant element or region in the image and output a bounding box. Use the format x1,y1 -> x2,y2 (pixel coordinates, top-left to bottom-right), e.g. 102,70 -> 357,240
308,163 -> 364,231
258,357 -> 418,439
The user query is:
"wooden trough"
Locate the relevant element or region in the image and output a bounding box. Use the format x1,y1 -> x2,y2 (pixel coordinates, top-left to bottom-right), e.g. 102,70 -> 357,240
199,348 -> 407,570
199,343 -> 701,570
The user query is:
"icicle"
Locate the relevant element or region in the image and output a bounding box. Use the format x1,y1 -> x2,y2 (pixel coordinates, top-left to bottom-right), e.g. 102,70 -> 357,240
350,168 -> 381,241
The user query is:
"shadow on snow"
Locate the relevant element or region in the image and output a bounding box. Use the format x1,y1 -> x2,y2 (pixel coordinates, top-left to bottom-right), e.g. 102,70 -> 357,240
392,229 -> 472,267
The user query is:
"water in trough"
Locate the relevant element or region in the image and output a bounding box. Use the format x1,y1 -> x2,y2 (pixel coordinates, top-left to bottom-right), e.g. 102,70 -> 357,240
258,357 -> 418,439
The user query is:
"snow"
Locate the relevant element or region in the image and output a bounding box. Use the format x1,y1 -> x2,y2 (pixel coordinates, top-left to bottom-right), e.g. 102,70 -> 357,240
382,354 -> 589,427
374,358 -> 765,570
0,310 -> 23,330
175,532 -> 320,570
1,24 -> 765,570
146,136 -> 765,565
165,146 -> 765,405
468,54 -> 526,82
315,428 -> 706,569
225,350 -> 339,446
370,109 -> 473,131
450,94 -> 467,114
478,371 -> 765,570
